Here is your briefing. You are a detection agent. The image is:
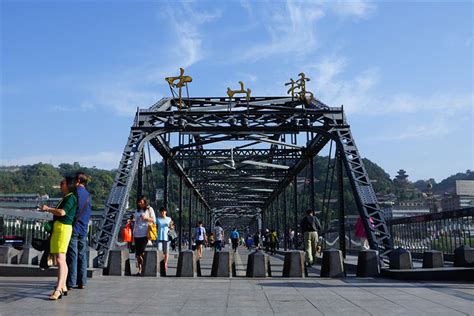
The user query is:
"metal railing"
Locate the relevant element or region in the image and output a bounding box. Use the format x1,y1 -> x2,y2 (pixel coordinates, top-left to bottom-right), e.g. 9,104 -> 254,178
0,208 -> 103,247
387,207 -> 473,256
303,208 -> 473,258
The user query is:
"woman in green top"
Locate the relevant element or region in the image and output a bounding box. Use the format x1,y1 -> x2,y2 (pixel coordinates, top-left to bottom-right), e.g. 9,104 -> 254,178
41,176 -> 77,300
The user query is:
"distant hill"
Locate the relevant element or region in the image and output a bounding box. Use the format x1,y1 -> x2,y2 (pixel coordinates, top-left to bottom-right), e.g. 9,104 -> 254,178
0,160 -> 469,211
0,162 -> 115,210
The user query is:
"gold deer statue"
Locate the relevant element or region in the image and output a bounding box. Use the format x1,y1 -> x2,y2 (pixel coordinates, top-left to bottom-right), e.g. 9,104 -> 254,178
227,81 -> 251,102
165,68 -> 193,110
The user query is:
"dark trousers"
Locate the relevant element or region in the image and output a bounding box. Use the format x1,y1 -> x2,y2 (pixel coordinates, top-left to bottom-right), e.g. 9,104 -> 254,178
231,238 -> 238,252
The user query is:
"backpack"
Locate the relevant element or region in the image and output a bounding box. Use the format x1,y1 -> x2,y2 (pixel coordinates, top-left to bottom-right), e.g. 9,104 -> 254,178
230,231 -> 238,239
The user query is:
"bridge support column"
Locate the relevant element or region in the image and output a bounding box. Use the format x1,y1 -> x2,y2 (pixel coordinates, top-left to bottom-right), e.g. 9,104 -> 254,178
179,176 -> 183,252
293,176 -> 298,236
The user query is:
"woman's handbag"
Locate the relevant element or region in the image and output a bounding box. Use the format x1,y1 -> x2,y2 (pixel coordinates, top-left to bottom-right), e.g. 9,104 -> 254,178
146,208 -> 157,241
168,229 -> 178,240
122,223 -> 133,243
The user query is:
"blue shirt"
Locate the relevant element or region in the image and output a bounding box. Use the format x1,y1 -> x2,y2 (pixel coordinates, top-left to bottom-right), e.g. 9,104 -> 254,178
73,186 -> 92,237
157,216 -> 172,241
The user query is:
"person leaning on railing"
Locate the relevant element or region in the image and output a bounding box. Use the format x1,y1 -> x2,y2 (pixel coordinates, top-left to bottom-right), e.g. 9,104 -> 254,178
41,176 -> 78,300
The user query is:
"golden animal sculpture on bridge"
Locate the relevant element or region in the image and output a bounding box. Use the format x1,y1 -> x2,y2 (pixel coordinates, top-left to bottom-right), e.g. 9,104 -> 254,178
165,67 -> 193,110
285,72 -> 314,103
227,81 -> 251,102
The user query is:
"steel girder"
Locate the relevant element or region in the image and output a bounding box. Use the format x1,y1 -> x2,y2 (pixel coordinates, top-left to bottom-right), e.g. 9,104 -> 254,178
95,96 -> 392,266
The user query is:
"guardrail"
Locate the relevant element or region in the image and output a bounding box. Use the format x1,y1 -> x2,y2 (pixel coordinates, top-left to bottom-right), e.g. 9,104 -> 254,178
387,207 -> 473,256
293,208 -> 474,258
0,208 -> 103,247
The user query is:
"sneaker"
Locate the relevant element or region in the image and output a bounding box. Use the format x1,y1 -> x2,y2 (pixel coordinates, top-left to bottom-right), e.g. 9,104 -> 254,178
77,285 -> 85,289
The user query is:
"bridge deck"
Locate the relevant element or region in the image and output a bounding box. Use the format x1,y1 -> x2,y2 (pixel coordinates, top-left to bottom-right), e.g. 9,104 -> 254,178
1,248 -> 473,315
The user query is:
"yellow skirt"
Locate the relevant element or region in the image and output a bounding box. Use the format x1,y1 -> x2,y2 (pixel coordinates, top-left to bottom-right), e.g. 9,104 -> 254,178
50,221 -> 72,254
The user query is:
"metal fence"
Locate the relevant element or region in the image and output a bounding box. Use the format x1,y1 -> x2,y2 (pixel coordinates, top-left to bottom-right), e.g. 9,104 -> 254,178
387,207 -> 473,255
0,208 -> 103,247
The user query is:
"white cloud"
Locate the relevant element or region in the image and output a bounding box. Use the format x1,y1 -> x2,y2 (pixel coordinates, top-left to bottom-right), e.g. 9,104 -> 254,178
239,0 -> 375,62
81,3 -> 221,117
370,117 -> 453,141
309,56 -> 473,117
330,0 -> 376,18
0,151 -> 122,170
241,1 -> 325,62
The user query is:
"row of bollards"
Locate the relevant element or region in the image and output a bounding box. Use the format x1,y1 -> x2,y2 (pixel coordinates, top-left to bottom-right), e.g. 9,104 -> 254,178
104,245 -> 474,278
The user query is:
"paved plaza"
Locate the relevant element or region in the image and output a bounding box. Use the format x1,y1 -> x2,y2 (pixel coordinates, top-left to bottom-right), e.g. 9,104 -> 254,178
1,249 -> 473,315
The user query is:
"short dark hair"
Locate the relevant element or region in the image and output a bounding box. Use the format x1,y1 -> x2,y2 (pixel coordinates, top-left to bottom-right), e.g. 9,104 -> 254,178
62,176 -> 77,194
215,221 -> 221,227
75,171 -> 88,185
306,209 -> 313,215
198,220 -> 203,225
159,206 -> 167,213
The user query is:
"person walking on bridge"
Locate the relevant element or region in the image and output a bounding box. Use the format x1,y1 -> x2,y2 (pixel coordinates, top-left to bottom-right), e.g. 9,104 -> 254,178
301,209 -> 321,266
194,221 -> 207,258
157,207 -> 173,271
133,197 -> 156,276
213,221 -> 224,251
230,227 -> 239,253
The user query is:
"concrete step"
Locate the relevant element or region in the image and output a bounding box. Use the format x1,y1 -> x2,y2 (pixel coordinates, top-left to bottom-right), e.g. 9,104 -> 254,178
381,267 -> 474,281
0,263 -> 103,278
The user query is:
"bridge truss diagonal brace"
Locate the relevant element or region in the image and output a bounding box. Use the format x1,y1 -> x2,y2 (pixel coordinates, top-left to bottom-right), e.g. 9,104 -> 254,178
329,122 -> 393,259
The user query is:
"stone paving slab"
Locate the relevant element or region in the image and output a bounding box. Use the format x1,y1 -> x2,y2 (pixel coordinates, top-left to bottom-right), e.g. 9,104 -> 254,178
1,248 -> 473,315
1,275 -> 473,315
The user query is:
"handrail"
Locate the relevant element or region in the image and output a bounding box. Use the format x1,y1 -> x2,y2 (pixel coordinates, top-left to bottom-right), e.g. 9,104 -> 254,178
387,207 -> 474,225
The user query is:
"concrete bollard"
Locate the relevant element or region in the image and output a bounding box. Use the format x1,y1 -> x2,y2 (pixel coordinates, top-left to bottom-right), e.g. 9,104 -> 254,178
104,250 -> 131,276
282,251 -> 305,278
356,249 -> 380,277
389,248 -> 413,270
321,248 -> 345,278
142,250 -> 158,277
422,250 -> 444,268
246,250 -> 270,278
88,247 -> 99,268
454,245 -> 474,267
176,250 -> 196,277
211,250 -> 233,277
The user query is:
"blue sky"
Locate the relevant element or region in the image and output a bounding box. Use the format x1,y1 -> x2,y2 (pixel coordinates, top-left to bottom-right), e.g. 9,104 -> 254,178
1,0 -> 473,182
